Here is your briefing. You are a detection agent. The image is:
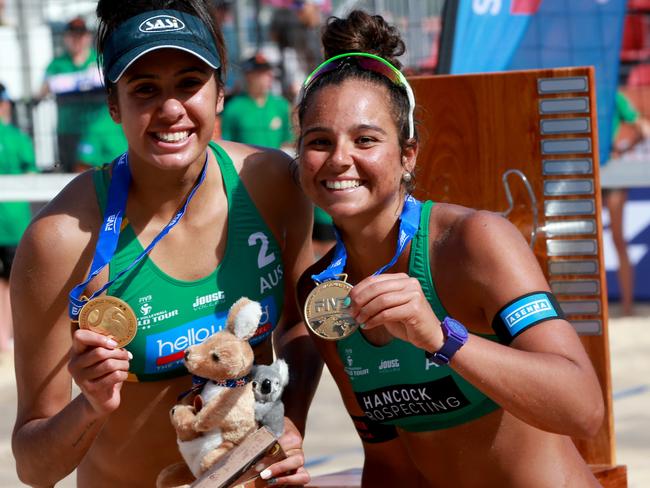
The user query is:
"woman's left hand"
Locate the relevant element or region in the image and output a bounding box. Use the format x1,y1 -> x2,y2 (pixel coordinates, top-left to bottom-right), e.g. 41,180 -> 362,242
347,273 -> 444,351
259,417 -> 310,485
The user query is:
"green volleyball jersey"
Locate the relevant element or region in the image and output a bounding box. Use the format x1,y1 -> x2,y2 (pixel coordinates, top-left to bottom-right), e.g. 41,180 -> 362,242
336,200 -> 500,432
92,142 -> 284,381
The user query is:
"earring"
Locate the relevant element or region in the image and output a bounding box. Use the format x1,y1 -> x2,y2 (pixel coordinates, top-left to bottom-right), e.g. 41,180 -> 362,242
402,172 -> 413,183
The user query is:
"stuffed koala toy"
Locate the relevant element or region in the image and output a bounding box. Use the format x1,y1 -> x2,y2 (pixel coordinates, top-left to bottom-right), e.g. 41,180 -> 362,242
156,297 -> 261,488
252,359 -> 289,438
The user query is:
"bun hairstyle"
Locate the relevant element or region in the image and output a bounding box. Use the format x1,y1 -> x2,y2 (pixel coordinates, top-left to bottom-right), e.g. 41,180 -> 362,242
321,10 -> 406,70
298,10 -> 415,147
95,0 -> 226,90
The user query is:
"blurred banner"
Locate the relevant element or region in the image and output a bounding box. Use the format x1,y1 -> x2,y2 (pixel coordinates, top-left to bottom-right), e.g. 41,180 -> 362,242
448,0 -> 626,165
450,1 -> 538,75
444,0 -> 650,300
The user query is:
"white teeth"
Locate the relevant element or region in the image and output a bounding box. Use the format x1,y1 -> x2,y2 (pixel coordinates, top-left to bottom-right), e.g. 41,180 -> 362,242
156,131 -> 190,142
325,180 -> 361,190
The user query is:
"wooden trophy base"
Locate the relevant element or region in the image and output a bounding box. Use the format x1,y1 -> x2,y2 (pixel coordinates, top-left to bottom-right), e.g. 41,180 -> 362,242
191,427 -> 285,488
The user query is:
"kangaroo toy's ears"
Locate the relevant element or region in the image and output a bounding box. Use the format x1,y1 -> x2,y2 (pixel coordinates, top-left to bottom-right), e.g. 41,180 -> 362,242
227,297 -> 262,340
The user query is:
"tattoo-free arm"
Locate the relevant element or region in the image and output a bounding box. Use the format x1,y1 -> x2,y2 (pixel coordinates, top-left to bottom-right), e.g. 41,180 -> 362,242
438,211 -> 604,438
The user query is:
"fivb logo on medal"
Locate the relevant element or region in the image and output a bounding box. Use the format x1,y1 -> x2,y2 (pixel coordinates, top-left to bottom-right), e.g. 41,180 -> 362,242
139,14 -> 185,33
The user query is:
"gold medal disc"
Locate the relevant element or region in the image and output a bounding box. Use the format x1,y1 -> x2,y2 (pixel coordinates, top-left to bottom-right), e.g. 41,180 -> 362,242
78,296 -> 138,348
304,280 -> 358,341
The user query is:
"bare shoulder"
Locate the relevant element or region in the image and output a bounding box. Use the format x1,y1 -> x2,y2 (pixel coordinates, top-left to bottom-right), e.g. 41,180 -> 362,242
217,139 -> 295,178
431,203 -> 529,266
218,140 -> 300,198
429,203 -> 548,326
15,171 -> 101,290
216,140 -> 309,241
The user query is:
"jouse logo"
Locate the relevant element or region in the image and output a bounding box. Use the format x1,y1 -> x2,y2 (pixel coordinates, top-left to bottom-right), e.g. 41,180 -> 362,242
192,291 -> 225,310
139,15 -> 185,33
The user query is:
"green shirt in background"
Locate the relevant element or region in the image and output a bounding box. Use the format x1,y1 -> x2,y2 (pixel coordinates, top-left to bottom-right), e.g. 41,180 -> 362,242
612,91 -> 639,141
0,122 -> 37,246
77,107 -> 128,167
221,93 -> 293,149
45,49 -> 106,136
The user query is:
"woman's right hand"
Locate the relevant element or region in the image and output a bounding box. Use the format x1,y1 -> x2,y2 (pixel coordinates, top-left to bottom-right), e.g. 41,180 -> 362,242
67,329 -> 131,416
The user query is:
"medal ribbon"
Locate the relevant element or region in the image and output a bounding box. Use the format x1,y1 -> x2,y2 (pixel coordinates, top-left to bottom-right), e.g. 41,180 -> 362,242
311,194 -> 422,283
68,152 -> 209,320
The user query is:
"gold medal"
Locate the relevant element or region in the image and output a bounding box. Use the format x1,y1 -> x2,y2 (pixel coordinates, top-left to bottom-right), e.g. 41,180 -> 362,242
304,279 -> 358,341
78,296 -> 138,348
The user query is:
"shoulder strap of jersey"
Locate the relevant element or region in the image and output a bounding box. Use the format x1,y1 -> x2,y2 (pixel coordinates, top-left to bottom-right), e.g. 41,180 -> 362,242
408,199 -> 448,321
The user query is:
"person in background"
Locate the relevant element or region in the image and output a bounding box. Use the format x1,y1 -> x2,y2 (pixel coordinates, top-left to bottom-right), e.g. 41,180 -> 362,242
11,1 -> 316,486
296,10 -> 604,487
266,0 -> 329,100
0,82 -> 37,352
39,16 -> 105,172
221,53 -> 294,150
75,107 -> 127,172
606,89 -> 650,316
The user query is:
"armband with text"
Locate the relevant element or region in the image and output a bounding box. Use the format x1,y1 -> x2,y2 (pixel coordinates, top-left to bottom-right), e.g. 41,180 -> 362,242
491,291 -> 564,345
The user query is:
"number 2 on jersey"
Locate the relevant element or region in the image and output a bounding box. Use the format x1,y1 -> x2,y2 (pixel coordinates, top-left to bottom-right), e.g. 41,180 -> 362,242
248,232 -> 276,268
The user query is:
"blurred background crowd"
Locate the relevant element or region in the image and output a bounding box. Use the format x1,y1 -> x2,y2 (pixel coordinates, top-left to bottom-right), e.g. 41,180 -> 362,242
0,0 -> 443,173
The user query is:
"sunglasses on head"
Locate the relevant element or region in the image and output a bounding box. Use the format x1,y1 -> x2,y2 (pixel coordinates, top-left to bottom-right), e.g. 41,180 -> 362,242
301,52 -> 415,139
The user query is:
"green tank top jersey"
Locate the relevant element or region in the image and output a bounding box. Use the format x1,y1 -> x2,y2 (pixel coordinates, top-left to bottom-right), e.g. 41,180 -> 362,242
92,142 -> 284,382
336,200 -> 500,432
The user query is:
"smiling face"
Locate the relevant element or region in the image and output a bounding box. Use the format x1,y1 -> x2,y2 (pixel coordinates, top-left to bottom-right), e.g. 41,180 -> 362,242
109,49 -> 223,171
298,78 -> 416,223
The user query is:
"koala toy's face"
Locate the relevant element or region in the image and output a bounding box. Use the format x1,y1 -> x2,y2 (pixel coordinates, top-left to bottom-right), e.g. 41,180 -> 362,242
252,366 -> 285,403
184,330 -> 254,380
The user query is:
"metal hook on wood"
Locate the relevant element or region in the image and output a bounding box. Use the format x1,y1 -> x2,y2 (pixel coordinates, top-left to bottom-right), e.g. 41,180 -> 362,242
501,169 -> 538,249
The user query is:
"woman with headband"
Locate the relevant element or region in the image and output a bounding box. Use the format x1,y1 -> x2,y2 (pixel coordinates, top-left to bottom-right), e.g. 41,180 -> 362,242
297,10 -> 604,487
11,1 -> 317,486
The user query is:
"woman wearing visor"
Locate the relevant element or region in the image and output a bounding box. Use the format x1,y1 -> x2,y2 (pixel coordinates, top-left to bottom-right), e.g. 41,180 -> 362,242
297,10 -> 604,487
11,0 -> 317,486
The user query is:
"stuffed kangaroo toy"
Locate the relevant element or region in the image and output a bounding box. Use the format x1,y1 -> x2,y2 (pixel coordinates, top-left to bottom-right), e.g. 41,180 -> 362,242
156,297 -> 261,488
